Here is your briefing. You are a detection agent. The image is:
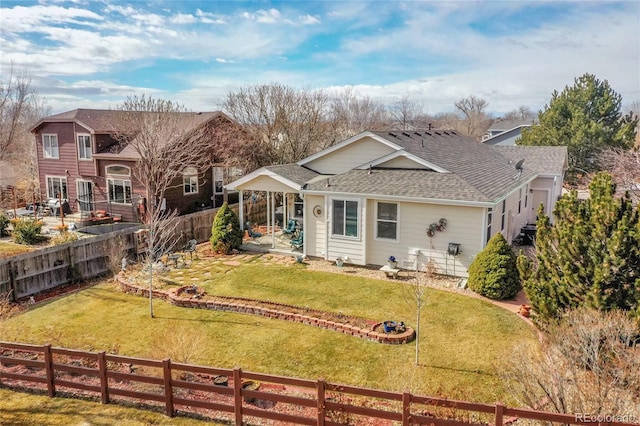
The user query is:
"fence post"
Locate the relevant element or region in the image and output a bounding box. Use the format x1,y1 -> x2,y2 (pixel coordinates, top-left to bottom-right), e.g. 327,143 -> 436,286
163,358 -> 174,417
7,260 -> 17,302
98,351 -> 109,404
317,378 -> 326,426
43,344 -> 55,397
233,367 -> 243,426
402,391 -> 411,426
495,402 -> 504,426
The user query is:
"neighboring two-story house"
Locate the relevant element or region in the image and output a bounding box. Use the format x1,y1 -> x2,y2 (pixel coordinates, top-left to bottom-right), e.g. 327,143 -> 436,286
31,109 -> 242,223
482,118 -> 536,146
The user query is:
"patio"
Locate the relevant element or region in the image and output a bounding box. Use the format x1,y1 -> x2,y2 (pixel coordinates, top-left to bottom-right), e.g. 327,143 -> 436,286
241,224 -> 302,255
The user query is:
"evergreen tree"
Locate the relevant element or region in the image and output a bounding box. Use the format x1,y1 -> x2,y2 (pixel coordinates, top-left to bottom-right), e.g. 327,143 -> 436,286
468,233 -> 521,300
519,73 -> 637,177
210,203 -> 243,254
523,173 -> 640,322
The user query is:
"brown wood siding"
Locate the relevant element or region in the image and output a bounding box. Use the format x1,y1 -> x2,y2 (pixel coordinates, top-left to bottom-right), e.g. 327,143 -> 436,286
36,122 -> 96,207
163,168 -> 214,215
95,159 -> 145,223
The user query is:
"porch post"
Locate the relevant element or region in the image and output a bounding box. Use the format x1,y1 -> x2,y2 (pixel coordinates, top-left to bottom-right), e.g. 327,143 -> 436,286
266,191 -> 271,234
238,190 -> 244,232
283,193 -> 287,228
271,191 -> 276,248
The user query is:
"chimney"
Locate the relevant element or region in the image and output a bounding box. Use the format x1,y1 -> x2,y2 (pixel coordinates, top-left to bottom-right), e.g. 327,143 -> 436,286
428,123 -> 432,131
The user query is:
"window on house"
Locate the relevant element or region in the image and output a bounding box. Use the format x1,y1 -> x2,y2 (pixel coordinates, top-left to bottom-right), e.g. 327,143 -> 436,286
293,193 -> 304,218
46,176 -> 67,199
106,165 -> 132,204
43,134 -> 59,159
376,202 -> 398,240
501,200 -> 506,231
332,199 -> 358,237
525,184 -> 529,208
77,134 -> 92,160
183,167 -> 198,195
213,166 -> 223,194
518,188 -> 522,215
486,208 -> 493,244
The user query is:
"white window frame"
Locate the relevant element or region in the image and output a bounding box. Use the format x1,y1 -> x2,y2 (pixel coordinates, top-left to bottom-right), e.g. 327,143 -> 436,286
77,134 -> 92,160
76,179 -> 94,211
518,188 -> 522,215
375,201 -> 399,242
43,134 -> 59,159
293,193 -> 304,219
106,165 -> 132,205
331,198 -> 360,239
501,200 -> 506,231
46,175 -> 68,199
524,184 -> 529,208
486,207 -> 493,244
183,167 -> 199,195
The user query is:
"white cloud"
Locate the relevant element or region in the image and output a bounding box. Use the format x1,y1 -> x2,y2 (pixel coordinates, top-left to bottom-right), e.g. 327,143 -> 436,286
170,13 -> 196,25
299,14 -> 320,25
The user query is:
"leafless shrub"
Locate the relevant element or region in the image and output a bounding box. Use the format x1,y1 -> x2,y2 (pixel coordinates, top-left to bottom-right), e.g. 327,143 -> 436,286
499,308 -> 640,418
147,324 -> 208,365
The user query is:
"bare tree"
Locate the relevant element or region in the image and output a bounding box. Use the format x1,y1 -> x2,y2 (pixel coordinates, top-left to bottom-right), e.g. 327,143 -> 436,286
223,83 -> 335,164
598,147 -> 640,204
454,95 -> 491,139
330,87 -> 388,140
503,105 -> 535,121
500,308 -> 640,417
389,94 -> 423,131
431,111 -> 461,132
114,95 -> 224,317
402,262 -> 437,366
0,65 -> 50,203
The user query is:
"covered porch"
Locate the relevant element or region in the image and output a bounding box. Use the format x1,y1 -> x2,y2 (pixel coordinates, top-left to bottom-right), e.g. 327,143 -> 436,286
225,164 -> 319,255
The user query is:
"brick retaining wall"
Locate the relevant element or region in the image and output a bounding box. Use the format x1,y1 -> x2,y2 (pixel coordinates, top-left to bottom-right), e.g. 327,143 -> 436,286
117,273 -> 415,344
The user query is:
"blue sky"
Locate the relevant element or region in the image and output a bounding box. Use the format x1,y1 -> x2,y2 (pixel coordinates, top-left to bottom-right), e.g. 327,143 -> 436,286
1,0 -> 638,115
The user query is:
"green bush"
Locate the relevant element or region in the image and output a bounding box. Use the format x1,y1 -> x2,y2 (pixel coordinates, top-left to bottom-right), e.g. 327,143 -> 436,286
210,203 -> 243,254
468,233 -> 521,300
0,213 -> 9,237
11,218 -> 44,245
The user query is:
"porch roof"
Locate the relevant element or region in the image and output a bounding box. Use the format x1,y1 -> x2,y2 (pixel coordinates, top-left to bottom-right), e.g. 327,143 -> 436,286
226,163 -> 319,192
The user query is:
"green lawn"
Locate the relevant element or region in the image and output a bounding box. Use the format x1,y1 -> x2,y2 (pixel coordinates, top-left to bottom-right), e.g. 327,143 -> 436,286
1,254 -> 536,409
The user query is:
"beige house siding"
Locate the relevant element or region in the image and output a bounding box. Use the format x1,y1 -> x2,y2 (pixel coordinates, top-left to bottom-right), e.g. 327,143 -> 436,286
377,156 -> 424,169
304,195 -> 324,258
364,200 -> 483,277
303,136 -> 395,175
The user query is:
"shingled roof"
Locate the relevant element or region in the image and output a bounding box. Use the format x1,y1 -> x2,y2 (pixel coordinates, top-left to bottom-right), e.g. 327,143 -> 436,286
304,130 -> 566,204
31,109 -> 223,134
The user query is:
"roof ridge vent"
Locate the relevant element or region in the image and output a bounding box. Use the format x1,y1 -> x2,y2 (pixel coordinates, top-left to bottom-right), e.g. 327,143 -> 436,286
402,131 -> 412,138
435,131 -> 441,136
389,132 -> 397,138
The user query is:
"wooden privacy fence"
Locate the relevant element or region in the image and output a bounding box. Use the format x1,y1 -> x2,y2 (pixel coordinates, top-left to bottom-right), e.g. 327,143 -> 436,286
164,199 -> 266,248
0,227 -> 138,301
1,342 -> 637,426
0,199 -> 266,302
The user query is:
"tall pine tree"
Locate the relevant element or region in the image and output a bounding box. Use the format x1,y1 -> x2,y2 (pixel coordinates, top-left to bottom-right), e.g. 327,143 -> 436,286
519,73 -> 637,178
523,173 -> 640,322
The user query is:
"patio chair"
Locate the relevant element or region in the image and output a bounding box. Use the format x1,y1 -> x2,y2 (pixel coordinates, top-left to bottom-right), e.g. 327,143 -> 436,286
281,219 -> 297,237
182,239 -> 198,260
245,222 -> 262,241
290,231 -> 303,251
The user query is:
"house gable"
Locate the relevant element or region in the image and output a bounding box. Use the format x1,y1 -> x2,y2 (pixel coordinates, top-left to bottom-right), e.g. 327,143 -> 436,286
355,151 -> 449,172
299,131 -> 400,174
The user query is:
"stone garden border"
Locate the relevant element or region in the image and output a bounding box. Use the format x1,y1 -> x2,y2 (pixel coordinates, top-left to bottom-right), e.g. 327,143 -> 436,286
117,274 -> 415,344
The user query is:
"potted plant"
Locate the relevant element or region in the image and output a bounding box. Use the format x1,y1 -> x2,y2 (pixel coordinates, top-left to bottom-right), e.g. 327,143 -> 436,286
387,256 -> 397,269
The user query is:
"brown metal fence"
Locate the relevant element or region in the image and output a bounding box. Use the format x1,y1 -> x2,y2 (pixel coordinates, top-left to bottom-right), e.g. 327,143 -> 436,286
1,341 -> 636,426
